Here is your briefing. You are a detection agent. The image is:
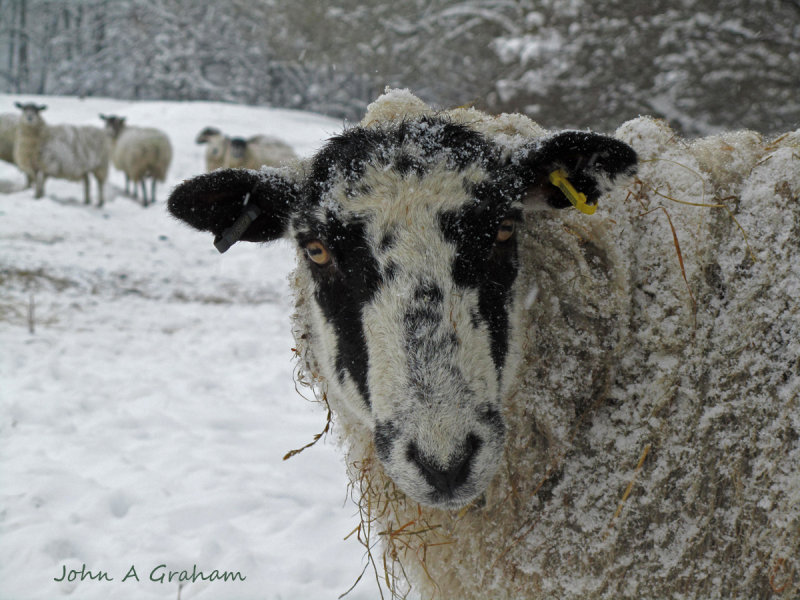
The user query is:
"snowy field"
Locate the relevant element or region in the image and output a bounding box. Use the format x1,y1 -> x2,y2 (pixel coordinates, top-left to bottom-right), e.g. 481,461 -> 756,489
0,95 -> 383,600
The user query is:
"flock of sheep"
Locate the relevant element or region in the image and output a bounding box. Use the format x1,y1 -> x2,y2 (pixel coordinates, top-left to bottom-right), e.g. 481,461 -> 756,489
0,103 -> 297,206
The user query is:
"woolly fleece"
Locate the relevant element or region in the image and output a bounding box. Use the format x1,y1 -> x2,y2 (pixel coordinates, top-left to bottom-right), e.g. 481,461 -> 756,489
291,91 -> 800,599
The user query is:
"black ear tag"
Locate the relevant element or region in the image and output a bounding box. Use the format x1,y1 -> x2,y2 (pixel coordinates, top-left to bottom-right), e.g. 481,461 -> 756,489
213,193 -> 263,253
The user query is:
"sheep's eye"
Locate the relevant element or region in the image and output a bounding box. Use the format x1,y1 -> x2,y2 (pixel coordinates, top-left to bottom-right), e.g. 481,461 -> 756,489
496,219 -> 515,243
304,240 -> 331,266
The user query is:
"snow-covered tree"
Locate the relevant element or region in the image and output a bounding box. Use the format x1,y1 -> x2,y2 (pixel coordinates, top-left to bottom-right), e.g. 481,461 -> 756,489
1,0 -> 797,132
490,0 -> 800,134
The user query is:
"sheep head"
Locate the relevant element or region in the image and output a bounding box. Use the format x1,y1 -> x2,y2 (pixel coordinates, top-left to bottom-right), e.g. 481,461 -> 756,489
195,126 -> 222,144
168,116 -> 636,509
195,127 -> 229,171
227,137 -> 249,167
99,114 -> 127,139
14,102 -> 47,126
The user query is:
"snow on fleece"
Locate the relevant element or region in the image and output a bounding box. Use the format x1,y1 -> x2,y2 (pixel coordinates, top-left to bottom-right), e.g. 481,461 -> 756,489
285,91 -> 799,599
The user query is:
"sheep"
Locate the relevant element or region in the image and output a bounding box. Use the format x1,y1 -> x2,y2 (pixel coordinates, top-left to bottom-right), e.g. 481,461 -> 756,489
195,126 -> 228,172
0,112 -> 18,165
0,112 -> 32,188
225,134 -> 297,170
167,89 -> 799,599
100,114 -> 172,206
195,127 -> 296,172
13,102 -> 109,206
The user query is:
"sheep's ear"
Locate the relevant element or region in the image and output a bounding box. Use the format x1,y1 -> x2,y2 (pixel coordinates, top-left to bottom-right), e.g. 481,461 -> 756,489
36,104 -> 47,112
514,131 -> 637,212
168,168 -> 300,253
15,102 -> 23,109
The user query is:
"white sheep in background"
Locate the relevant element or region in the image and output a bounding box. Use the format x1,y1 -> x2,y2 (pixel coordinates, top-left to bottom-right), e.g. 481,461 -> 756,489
100,114 -> 172,207
0,112 -> 19,166
13,102 -> 109,206
195,126 -> 228,172
225,134 -> 297,170
195,126 -> 296,172
168,90 -> 799,599
0,112 -> 31,189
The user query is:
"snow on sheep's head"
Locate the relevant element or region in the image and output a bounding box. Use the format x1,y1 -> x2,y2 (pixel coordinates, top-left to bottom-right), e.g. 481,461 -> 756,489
168,116 -> 636,509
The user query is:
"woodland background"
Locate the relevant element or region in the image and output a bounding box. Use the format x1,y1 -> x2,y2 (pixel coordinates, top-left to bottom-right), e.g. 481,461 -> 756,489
1,0 -> 798,136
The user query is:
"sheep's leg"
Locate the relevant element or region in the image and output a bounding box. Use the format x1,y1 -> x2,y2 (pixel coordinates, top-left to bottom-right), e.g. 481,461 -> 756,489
150,179 -> 156,204
124,174 -> 130,196
83,174 -> 91,205
140,180 -> 148,206
96,175 -> 105,208
34,172 -> 45,199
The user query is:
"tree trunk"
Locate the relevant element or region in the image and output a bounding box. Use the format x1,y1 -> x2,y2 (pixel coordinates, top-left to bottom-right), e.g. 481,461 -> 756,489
17,0 -> 28,92
6,0 -> 18,88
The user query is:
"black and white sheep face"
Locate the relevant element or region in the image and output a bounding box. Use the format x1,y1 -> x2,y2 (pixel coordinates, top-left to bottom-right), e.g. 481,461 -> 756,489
99,114 -> 126,138
14,102 -> 47,125
168,117 -> 637,509
292,154 -> 522,509
228,138 -> 249,163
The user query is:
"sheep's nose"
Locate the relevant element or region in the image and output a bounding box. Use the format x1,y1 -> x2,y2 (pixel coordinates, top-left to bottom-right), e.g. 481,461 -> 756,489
407,434 -> 482,496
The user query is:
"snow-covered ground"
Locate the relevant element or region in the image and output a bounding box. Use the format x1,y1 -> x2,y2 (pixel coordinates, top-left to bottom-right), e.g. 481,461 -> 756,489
0,95 -> 382,599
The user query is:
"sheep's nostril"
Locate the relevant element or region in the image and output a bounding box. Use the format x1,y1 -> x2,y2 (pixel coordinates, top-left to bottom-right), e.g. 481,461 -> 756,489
407,434 -> 482,496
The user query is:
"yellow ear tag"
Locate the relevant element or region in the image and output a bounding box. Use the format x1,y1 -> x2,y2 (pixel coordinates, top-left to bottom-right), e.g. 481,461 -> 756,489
548,169 -> 597,215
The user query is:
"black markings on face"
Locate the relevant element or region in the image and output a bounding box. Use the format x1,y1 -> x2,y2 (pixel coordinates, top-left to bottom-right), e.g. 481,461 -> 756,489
439,182 -> 523,373
379,231 -> 396,252
405,287 -> 445,348
478,251 -> 518,372
395,153 -> 426,177
404,282 -> 470,403
383,260 -> 398,282
296,213 -> 381,407
308,117 -> 500,198
469,306 -> 483,330
405,281 -> 446,351
413,281 -> 444,305
477,404 -> 507,438
374,420 -> 399,462
407,433 -> 482,499
299,117 -> 513,411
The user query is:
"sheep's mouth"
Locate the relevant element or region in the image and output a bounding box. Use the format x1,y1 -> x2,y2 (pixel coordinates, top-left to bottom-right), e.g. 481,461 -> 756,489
425,483 -> 484,510
373,425 -> 502,510
413,473 -> 488,510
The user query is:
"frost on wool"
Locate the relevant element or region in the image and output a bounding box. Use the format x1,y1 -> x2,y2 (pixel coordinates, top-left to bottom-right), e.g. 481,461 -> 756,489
365,110 -> 799,600
168,90 -> 799,599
